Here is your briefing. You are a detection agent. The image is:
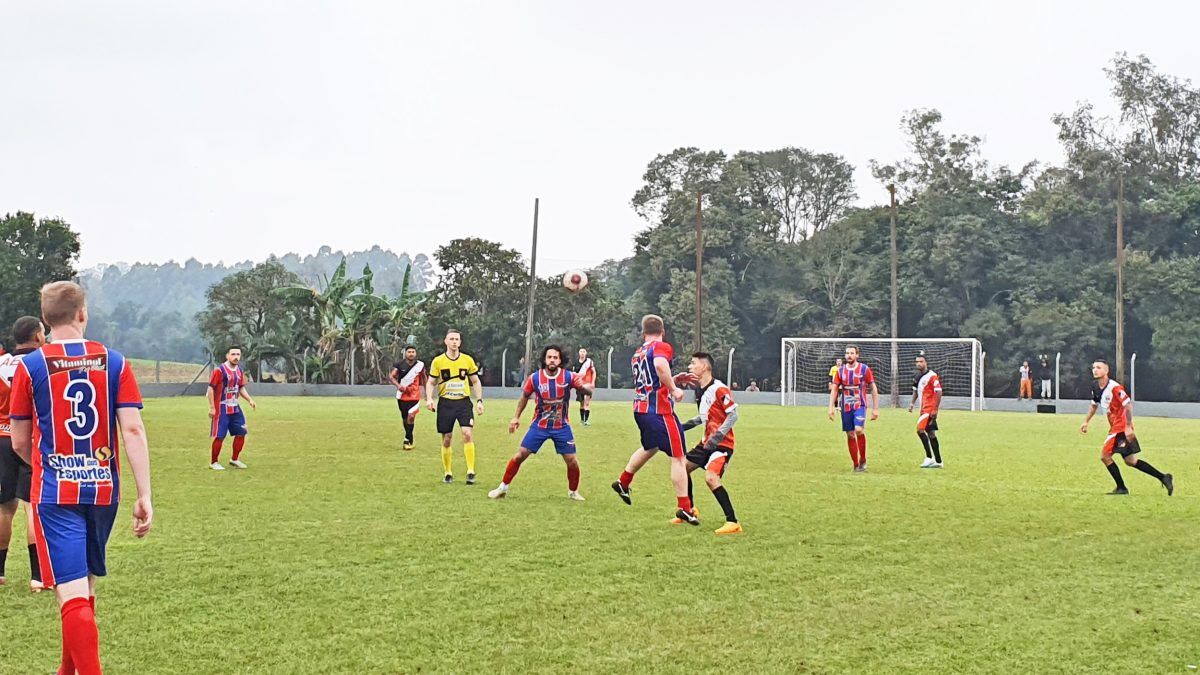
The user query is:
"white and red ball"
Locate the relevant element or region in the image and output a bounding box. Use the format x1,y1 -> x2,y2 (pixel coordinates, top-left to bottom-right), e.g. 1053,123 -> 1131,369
562,270 -> 589,293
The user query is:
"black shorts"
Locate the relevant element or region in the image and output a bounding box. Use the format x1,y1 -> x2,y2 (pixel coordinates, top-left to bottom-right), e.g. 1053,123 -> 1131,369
576,388 -> 591,403
397,399 -> 419,417
685,444 -> 734,476
436,398 -> 474,434
0,437 -> 32,503
1104,432 -> 1141,458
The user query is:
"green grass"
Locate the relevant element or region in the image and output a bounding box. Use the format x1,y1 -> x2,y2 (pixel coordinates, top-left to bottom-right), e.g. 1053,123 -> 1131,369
128,358 -> 208,384
2,399 -> 1198,673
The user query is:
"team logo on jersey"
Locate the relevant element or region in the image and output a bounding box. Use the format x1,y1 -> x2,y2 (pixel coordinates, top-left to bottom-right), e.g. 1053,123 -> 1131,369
94,446 -> 114,462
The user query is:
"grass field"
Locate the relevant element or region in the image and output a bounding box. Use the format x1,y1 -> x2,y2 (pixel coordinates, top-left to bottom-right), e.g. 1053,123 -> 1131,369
2,398 -> 1198,673
128,358 -> 209,384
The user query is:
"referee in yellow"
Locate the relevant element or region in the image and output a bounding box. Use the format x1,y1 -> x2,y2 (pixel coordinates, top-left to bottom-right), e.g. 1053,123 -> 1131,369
425,328 -> 485,484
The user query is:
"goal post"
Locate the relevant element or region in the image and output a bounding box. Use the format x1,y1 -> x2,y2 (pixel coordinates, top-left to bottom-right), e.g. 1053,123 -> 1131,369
780,337 -> 984,411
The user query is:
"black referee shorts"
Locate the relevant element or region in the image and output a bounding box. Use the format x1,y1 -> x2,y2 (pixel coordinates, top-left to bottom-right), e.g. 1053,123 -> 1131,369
0,436 -> 32,503
436,398 -> 474,434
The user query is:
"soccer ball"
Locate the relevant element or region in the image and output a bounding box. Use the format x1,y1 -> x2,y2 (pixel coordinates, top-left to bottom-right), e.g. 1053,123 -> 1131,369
562,270 -> 588,293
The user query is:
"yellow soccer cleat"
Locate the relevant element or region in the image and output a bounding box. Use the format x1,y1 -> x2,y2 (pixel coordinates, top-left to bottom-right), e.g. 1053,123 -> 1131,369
714,521 -> 743,535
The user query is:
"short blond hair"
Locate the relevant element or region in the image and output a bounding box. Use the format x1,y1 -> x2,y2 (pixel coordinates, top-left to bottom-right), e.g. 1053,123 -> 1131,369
41,281 -> 87,328
641,314 -> 664,336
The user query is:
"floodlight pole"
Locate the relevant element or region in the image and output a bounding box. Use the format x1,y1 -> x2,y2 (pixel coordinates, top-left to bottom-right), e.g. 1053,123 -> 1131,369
695,191 -> 704,352
1115,175 -> 1126,383
888,184 -> 899,408
523,198 -> 539,382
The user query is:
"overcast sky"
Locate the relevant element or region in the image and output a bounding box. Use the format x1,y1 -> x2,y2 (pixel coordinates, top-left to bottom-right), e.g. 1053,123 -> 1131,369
3,1 -> 1198,273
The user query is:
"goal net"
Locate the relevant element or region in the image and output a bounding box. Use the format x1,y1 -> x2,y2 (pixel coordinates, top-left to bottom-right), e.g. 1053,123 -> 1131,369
780,337 -> 983,411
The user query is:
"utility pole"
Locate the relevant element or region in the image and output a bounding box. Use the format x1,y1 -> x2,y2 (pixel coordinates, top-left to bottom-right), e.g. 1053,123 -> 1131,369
523,198 -> 539,381
888,184 -> 899,408
695,191 -> 703,353
1115,175 -> 1126,382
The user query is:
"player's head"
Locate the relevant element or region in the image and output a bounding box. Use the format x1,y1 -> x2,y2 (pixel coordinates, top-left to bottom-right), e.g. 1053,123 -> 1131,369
40,281 -> 88,332
444,329 -> 462,351
578,347 -> 588,360
404,345 -> 417,360
12,316 -> 46,348
915,354 -> 928,373
836,357 -> 843,366
641,314 -> 665,338
1023,360 -> 1029,367
541,345 -> 563,372
226,346 -> 242,366
688,351 -> 715,380
844,345 -> 859,363
1091,358 -> 1110,380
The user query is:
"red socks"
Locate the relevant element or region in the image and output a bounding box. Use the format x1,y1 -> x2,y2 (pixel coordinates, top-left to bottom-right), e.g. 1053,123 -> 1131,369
502,458 -> 522,485
232,436 -> 245,461
567,463 -> 580,491
846,437 -> 858,466
677,496 -> 693,511
857,434 -> 868,465
59,596 -> 101,675
210,438 -> 223,464
619,471 -> 635,488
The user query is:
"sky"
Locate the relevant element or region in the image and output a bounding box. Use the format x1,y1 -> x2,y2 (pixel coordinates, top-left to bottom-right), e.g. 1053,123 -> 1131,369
3,1 -> 1199,274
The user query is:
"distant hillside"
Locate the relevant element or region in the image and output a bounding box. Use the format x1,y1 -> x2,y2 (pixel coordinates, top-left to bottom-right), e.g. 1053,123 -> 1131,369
77,246 -> 434,364
81,245 -> 434,317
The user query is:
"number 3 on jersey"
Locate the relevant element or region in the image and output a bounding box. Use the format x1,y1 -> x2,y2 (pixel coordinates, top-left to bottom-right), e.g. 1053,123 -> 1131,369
64,379 -> 99,440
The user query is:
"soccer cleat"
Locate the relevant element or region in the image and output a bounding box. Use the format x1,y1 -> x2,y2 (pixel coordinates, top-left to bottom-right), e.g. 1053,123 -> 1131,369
210,462 -> 225,471
488,485 -> 508,499
929,462 -> 943,469
0,576 -> 5,586
443,474 -> 454,484
466,473 -> 476,485
670,507 -> 699,524
675,508 -> 700,526
714,521 -> 743,535
1108,486 -> 1129,495
229,460 -> 247,469
920,458 -> 935,468
402,442 -> 414,451
611,481 -> 632,505
853,464 -> 866,473
30,579 -> 44,593
568,490 -> 585,501
583,420 -> 591,426
1162,473 -> 1174,496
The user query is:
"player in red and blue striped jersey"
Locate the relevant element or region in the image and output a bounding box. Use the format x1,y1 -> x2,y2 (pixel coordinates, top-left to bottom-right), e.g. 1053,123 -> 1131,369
489,345 -> 594,501
9,281 -> 153,675
827,344 -> 879,472
207,346 -> 257,470
610,314 -> 700,525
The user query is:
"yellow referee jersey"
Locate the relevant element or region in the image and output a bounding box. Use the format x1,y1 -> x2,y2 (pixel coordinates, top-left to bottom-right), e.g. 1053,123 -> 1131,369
430,353 -> 479,400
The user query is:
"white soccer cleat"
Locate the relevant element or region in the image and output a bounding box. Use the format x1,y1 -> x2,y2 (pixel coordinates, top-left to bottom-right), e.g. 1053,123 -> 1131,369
929,462 -> 944,469
568,490 -> 585,501
229,460 -> 248,469
920,458 -> 936,468
488,485 -> 508,499
210,462 -> 226,471
30,579 -> 44,593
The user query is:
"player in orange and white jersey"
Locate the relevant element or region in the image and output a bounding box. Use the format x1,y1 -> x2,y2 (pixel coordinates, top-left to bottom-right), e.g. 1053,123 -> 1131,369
677,352 -> 742,535
1080,358 -> 1173,496
575,348 -> 597,425
907,353 -> 944,468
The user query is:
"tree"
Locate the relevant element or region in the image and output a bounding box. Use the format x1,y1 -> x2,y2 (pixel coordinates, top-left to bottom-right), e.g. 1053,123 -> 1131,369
0,212 -> 80,343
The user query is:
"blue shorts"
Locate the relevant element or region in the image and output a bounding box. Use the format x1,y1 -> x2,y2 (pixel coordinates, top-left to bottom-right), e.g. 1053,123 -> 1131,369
841,408 -> 867,432
635,412 -> 686,459
521,426 -> 576,455
212,410 -> 248,439
32,502 -> 119,586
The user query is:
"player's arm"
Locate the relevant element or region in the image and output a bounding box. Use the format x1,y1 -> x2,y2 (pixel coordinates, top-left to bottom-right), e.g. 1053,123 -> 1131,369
706,407 -> 739,450
1123,398 -> 1136,439
470,372 -> 484,414
389,367 -> 402,391
908,386 -> 918,413
869,380 -> 880,420
680,414 -> 703,431
206,385 -> 217,419
425,373 -> 439,411
10,419 -> 32,465
931,381 -> 942,417
509,392 -> 530,434
239,383 -> 257,410
653,356 -> 683,402
117,408 -> 153,538
827,378 -> 839,420
1080,401 -> 1098,433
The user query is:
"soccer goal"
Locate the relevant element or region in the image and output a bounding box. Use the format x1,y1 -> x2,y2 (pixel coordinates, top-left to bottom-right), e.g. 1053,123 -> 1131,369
780,337 -> 984,411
